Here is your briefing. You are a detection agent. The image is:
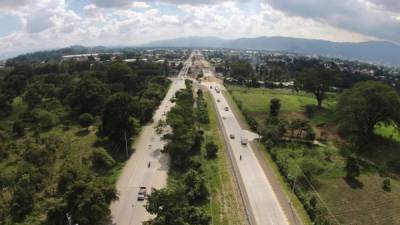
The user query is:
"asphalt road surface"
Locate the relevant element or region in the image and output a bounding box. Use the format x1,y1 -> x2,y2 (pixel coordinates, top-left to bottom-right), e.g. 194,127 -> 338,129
109,55 -> 192,225
202,75 -> 290,224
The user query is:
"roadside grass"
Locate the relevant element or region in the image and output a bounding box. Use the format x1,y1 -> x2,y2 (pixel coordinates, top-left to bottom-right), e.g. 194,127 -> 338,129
200,91 -> 246,225
227,85 -> 400,225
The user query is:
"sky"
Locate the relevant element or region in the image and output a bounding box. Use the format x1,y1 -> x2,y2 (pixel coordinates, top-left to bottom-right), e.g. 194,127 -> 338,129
1,0 -> 400,59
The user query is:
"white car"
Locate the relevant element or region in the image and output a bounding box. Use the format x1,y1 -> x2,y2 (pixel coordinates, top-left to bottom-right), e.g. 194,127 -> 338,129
137,187 -> 147,201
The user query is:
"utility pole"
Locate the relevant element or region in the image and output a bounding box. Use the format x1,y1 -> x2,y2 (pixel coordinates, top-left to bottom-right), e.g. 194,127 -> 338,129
124,131 -> 129,159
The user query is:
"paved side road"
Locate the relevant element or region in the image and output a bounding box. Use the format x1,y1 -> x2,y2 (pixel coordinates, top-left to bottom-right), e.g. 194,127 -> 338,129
203,80 -> 291,225
109,56 -> 191,225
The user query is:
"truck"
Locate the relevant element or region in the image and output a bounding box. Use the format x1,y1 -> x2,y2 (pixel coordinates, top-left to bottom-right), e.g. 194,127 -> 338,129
240,136 -> 248,145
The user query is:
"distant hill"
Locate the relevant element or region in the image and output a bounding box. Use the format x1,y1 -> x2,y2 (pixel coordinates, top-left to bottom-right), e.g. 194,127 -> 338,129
144,36 -> 400,66
144,36 -> 226,48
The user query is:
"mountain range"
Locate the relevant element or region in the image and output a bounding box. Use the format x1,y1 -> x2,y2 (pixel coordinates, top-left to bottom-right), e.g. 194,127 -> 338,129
144,36 -> 400,66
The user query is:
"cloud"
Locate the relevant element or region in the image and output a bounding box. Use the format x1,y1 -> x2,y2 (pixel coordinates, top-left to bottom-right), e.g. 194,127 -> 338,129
26,10 -> 54,33
267,0 -> 400,43
368,0 -> 400,13
89,0 -> 246,8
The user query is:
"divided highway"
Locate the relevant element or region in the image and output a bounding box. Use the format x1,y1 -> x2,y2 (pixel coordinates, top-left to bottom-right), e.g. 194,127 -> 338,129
109,55 -> 192,225
202,66 -> 291,224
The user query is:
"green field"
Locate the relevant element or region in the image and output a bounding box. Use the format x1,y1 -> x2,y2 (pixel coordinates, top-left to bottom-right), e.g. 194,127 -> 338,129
227,86 -> 336,126
227,85 -> 400,225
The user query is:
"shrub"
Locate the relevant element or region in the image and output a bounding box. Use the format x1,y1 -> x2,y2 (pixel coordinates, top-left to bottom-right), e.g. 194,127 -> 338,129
79,113 -> 94,128
205,142 -> 218,159
91,149 -> 116,170
382,178 -> 391,192
345,156 -> 360,179
32,109 -> 59,129
304,104 -> 315,118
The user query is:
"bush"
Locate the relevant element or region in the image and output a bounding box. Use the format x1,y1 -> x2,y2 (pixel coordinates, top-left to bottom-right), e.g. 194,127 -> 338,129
79,113 -> 94,128
382,178 -> 391,192
345,156 -> 360,179
32,109 -> 59,129
91,149 -> 116,170
12,120 -> 25,137
205,142 -> 218,159
304,104 -> 315,118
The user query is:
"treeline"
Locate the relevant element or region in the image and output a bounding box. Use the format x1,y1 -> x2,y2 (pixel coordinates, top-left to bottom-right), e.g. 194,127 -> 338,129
145,81 -> 211,225
0,59 -> 170,224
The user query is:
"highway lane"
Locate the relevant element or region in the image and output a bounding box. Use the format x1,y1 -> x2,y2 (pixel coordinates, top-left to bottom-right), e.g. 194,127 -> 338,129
109,54 -> 192,225
201,63 -> 290,225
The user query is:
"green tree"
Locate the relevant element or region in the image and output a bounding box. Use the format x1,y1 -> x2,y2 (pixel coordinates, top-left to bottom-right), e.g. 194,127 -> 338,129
11,174 -> 34,221
345,157 -> 360,179
205,142 -> 218,159
183,169 -> 209,203
101,93 -> 139,145
91,149 -> 115,170
32,109 -> 59,129
297,69 -> 334,108
337,81 -> 400,145
69,78 -> 110,116
269,98 -> 281,117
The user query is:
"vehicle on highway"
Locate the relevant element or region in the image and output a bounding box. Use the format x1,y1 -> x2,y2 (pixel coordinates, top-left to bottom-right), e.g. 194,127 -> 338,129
137,187 -> 147,201
210,86 -> 212,89
240,136 -> 248,145
225,107 -> 229,111
217,99 -> 220,102
230,134 -> 235,139
222,116 -> 226,120
215,86 -> 220,93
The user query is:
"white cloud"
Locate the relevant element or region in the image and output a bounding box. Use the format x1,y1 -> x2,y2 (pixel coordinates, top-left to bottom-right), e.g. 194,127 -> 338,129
0,0 -> 396,59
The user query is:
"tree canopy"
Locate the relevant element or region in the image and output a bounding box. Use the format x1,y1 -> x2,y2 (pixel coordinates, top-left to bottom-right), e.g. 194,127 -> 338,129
337,81 -> 400,146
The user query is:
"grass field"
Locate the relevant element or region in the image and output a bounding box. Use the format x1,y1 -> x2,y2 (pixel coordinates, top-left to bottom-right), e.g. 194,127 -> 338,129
227,86 -> 337,127
226,85 -> 400,225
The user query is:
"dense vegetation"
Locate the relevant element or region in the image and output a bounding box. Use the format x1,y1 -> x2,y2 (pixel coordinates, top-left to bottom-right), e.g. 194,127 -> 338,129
0,58 -> 170,224
146,81 -> 211,225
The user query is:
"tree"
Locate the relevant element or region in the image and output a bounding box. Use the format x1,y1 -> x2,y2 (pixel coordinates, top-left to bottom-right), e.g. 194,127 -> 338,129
32,109 -> 59,129
205,142 -> 218,159
65,181 -> 116,225
297,69 -> 334,108
11,174 -> 34,221
269,98 -> 281,117
79,113 -> 94,129
345,157 -> 360,179
101,93 -> 139,146
337,81 -> 400,145
183,170 -> 209,203
91,149 -> 115,170
69,78 -> 110,116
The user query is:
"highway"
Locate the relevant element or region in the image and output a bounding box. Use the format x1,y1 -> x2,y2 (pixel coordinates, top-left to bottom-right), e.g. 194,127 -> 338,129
109,54 -> 192,225
201,63 -> 291,224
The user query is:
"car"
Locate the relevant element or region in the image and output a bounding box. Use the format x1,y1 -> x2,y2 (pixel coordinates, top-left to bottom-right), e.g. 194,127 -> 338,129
210,86 -> 212,89
225,107 -> 229,111
217,99 -> 220,102
230,134 -> 235,139
137,187 -> 147,201
222,116 -> 226,120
